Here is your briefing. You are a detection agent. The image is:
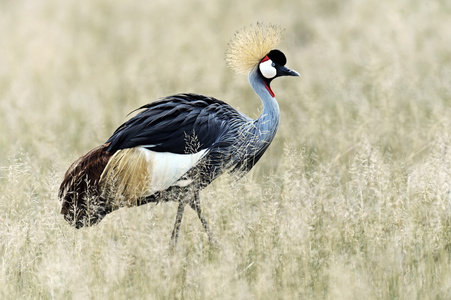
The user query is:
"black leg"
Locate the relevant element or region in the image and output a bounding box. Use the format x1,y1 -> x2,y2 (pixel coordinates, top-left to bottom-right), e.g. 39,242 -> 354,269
170,201 -> 185,249
189,193 -> 215,244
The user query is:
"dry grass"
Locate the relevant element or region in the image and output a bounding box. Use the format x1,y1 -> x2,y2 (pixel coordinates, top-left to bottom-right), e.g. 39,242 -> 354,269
1,0 -> 450,299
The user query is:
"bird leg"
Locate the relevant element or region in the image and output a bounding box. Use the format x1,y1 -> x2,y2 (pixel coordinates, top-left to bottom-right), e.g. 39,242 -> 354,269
170,192 -> 216,249
189,193 -> 215,244
170,201 -> 185,249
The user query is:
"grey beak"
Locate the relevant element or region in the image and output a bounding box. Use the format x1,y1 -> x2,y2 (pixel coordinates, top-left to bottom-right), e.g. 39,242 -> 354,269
278,65 -> 300,77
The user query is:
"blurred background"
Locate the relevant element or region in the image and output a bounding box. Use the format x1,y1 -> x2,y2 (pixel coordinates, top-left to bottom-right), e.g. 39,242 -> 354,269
1,0 -> 448,170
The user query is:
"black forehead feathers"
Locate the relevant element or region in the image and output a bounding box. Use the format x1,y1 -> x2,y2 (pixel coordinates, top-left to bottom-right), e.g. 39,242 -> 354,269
267,49 -> 286,66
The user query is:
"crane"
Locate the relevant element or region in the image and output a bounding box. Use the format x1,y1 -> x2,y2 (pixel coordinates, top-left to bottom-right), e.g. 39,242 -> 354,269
58,23 -> 299,246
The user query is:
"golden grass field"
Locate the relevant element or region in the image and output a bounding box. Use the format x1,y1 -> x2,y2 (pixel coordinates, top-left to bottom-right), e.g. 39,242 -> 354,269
1,0 -> 450,299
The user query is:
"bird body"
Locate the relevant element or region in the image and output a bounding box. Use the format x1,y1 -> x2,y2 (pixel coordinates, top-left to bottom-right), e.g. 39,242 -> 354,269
59,23 -> 299,245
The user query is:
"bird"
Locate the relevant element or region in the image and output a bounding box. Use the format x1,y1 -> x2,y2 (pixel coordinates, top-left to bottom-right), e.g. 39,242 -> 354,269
58,23 -> 299,246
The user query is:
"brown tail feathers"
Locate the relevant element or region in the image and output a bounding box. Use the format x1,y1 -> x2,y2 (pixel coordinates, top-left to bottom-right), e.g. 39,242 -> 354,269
59,144 -> 113,228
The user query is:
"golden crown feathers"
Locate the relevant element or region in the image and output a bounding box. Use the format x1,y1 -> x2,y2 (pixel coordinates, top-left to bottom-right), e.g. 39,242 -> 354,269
226,23 -> 285,74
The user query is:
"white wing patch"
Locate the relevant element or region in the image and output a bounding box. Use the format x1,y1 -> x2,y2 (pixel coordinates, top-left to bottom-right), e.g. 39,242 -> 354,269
141,147 -> 207,194
100,147 -> 207,207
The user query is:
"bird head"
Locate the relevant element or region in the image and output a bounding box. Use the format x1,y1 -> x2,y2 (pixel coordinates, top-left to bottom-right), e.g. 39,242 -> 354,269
226,23 -> 299,96
259,49 -> 299,80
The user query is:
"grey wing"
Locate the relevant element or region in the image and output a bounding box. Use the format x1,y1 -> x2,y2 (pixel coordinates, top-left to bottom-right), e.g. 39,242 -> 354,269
105,93 -> 246,155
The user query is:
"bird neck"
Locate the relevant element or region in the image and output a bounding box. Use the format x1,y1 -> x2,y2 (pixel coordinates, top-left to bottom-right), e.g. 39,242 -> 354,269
248,69 -> 280,135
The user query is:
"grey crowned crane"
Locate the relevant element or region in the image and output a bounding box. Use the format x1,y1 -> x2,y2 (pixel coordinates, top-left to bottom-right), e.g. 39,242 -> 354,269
59,23 -> 299,246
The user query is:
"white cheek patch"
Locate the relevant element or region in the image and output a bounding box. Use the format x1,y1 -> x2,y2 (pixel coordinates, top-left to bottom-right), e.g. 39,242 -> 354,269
259,59 -> 277,79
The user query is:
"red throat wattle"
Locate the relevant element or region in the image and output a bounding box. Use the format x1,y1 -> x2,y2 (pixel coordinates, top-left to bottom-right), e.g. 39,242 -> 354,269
264,82 -> 275,97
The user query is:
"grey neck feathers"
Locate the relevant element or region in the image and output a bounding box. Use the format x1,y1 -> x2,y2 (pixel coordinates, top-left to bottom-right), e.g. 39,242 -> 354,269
248,69 -> 280,146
